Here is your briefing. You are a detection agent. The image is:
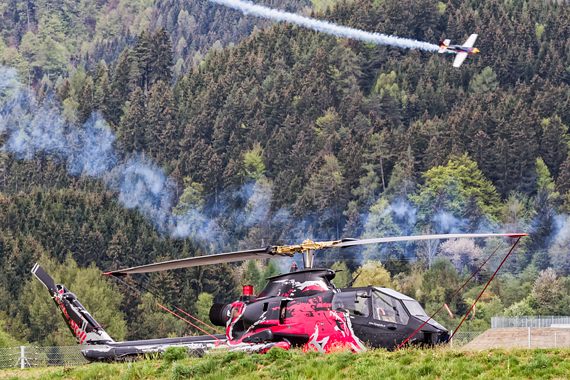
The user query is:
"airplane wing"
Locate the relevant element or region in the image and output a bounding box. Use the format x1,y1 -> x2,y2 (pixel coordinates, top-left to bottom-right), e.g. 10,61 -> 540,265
462,34 -> 478,47
453,52 -> 468,68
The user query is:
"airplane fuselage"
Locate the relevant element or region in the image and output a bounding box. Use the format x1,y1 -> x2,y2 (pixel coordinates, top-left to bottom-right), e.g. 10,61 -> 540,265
445,45 -> 480,54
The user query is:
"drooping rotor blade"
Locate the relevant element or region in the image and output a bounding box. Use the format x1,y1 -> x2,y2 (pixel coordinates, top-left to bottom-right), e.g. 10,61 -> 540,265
32,263 -> 58,295
104,233 -> 529,275
328,233 -> 529,249
104,246 -> 282,276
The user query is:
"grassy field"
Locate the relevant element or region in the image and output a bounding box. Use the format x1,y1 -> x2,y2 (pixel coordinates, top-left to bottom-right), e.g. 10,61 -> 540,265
1,346 -> 569,380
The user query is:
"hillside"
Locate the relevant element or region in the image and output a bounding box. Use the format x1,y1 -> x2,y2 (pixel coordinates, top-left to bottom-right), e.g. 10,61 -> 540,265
0,0 -> 309,83
1,347 -> 570,380
1,0 -> 570,345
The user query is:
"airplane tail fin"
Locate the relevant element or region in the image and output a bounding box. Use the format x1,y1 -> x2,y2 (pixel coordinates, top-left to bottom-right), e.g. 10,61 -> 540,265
438,39 -> 450,53
32,263 -> 115,345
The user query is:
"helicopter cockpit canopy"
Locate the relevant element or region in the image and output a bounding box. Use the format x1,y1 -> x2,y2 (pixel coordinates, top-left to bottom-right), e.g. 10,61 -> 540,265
332,287 -> 431,326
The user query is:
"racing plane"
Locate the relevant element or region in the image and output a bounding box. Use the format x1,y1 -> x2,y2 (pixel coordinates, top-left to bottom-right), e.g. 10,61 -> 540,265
438,34 -> 480,68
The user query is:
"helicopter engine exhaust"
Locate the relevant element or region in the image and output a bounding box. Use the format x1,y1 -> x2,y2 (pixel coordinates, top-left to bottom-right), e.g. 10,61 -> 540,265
210,303 -> 233,327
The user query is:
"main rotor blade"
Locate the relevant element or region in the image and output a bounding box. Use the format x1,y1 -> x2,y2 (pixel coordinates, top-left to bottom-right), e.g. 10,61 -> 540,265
329,233 -> 529,249
104,246 -> 280,276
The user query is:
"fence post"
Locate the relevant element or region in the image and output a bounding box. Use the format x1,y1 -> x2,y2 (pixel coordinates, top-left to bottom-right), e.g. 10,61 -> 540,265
555,331 -> 557,348
528,327 -> 531,349
20,346 -> 25,369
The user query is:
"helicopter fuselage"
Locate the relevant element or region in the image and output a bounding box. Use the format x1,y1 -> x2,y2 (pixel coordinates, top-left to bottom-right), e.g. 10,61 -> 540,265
211,268 -> 448,352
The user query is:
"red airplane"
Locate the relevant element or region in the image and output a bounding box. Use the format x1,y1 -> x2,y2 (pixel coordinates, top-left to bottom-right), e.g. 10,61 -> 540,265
439,34 -> 480,67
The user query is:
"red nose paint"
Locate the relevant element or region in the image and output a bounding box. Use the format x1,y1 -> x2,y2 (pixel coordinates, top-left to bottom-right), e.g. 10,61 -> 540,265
243,285 -> 254,296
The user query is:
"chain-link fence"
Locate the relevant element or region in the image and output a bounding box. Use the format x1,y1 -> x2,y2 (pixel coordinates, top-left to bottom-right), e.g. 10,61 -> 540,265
498,328 -> 570,349
492,316 -> 570,328
0,346 -> 86,369
0,347 -> 20,369
461,327 -> 570,350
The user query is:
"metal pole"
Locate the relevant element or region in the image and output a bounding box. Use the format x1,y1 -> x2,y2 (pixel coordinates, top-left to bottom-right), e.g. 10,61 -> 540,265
20,346 -> 25,369
450,330 -> 453,349
555,331 -> 557,348
528,327 -> 531,349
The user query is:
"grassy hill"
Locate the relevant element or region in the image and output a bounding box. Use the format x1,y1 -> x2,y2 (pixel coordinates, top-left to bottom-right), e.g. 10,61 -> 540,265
1,347 -> 569,380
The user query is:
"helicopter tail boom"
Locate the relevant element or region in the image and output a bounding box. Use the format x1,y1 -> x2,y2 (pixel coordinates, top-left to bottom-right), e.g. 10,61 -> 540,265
32,263 -> 114,345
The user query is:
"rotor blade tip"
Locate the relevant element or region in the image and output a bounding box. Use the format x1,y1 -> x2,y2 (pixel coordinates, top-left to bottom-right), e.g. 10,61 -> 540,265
505,233 -> 530,238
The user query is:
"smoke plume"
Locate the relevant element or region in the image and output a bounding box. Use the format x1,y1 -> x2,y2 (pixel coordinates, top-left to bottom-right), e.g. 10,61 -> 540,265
209,0 -> 440,52
0,67 -> 218,242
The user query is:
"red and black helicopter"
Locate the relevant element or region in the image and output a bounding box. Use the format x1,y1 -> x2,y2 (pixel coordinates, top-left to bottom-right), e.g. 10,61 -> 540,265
32,232 -> 527,361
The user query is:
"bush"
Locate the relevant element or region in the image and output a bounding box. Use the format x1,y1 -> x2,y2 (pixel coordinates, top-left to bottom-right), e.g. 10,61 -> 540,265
264,347 -> 293,361
162,346 -> 188,364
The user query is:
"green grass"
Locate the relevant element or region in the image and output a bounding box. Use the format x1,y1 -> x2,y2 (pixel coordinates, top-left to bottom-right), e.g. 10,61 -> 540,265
1,347 -> 570,380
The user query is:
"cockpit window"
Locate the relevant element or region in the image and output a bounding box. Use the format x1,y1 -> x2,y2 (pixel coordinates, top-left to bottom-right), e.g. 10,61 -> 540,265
402,300 -> 428,317
372,291 -> 409,324
332,291 -> 369,317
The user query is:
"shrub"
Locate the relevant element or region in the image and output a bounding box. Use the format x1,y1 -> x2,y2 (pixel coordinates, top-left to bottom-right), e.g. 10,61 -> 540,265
162,346 -> 188,364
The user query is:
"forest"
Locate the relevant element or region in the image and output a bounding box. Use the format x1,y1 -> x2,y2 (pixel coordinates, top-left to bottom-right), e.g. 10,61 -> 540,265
1,0 -> 570,346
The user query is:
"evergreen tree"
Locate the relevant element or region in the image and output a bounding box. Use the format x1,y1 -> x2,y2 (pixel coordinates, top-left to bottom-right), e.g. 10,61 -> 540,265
298,153 -> 348,238
144,81 -> 176,160
119,86 -> 146,152
132,29 -> 151,93
78,82 -> 93,124
260,260 -> 280,291
150,27 -> 174,85
112,48 -> 132,105
243,260 -> 262,294
539,116 -> 569,178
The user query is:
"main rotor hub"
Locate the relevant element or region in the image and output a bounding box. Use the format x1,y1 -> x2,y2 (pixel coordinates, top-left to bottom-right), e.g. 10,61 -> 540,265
274,239 -> 343,269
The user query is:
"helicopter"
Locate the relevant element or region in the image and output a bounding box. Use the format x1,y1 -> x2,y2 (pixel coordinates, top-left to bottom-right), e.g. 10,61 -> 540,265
32,232 -> 527,361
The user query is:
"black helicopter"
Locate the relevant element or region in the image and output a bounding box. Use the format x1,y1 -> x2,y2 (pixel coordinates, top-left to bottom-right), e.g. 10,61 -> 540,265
32,233 -> 526,361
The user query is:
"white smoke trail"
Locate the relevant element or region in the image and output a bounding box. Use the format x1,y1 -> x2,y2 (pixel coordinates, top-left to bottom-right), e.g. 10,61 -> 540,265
209,0 -> 440,51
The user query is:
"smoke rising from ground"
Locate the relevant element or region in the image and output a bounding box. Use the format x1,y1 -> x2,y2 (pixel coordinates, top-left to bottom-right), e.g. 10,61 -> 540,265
0,68 -> 214,241
209,0 -> 440,52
